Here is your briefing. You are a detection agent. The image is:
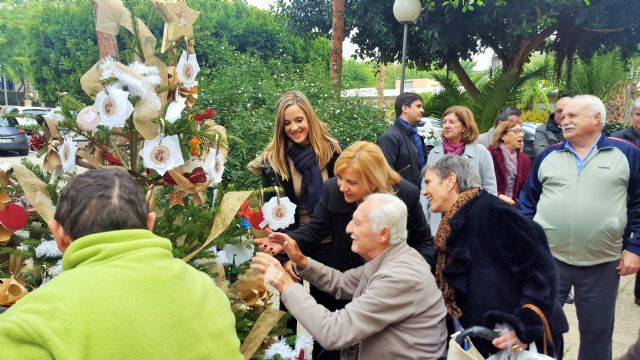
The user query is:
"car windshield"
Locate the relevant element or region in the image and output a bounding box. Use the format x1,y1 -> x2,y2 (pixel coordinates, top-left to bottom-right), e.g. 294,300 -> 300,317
23,108 -> 48,115
0,117 -> 18,127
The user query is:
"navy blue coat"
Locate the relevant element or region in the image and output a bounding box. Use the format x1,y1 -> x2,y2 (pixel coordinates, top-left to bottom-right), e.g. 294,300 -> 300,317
378,120 -> 428,189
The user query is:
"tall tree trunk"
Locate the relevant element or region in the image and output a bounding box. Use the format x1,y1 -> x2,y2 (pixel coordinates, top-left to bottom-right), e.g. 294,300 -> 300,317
329,0 -> 344,88
447,57 -> 480,100
376,62 -> 386,112
93,0 -> 119,60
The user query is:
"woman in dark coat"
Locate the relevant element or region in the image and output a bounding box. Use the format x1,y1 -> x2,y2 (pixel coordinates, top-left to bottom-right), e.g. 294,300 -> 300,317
422,154 -> 567,358
487,119 -> 530,206
256,142 -> 435,359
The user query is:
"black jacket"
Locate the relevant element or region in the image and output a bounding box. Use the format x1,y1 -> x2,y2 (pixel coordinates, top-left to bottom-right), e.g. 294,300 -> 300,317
289,177 -> 436,272
610,126 -> 640,147
443,191 -> 568,357
378,120 -> 428,189
533,115 -> 564,158
260,151 -> 340,229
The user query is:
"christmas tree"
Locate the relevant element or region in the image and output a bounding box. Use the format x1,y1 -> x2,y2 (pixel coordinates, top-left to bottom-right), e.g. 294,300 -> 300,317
0,0 -> 294,357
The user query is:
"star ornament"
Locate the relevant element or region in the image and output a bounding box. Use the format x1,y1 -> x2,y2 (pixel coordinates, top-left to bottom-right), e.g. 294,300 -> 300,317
154,1 -> 200,53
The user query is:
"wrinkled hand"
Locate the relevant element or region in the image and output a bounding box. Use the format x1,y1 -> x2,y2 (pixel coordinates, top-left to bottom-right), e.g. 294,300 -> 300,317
250,252 -> 294,292
253,235 -> 284,255
278,235 -> 309,270
617,250 -> 640,276
492,329 -> 527,351
283,260 -> 300,282
498,194 -> 516,206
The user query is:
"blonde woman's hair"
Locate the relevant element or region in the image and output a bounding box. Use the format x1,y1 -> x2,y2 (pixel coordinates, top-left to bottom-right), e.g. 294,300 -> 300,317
334,141 -> 401,194
490,120 -> 521,149
261,91 -> 341,180
442,106 -> 479,144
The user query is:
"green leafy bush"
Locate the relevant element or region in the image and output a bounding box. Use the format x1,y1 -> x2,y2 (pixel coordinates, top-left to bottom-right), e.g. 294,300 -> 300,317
198,40 -> 387,190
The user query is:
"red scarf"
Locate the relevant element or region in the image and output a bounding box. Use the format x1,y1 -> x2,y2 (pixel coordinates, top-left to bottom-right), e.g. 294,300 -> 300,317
443,139 -> 465,155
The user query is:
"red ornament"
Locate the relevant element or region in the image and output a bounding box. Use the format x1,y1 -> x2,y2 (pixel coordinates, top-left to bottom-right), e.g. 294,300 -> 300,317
29,132 -> 46,151
0,203 -> 28,231
193,107 -> 215,124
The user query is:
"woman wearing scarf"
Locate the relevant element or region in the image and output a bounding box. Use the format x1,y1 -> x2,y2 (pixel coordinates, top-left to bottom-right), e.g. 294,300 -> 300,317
251,90 -> 342,229
422,155 -> 567,358
424,106 -> 497,234
248,90 -> 341,346
487,120 -> 530,206
255,142 -> 435,360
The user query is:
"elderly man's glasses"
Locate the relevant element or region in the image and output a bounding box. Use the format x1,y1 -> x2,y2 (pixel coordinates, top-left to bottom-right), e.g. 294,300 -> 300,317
507,128 -> 524,134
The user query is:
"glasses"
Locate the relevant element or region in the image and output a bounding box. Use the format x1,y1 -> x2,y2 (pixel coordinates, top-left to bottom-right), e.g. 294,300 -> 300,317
507,128 -> 524,134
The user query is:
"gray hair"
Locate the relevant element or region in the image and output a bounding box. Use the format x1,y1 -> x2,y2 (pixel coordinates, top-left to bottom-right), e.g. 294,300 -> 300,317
573,94 -> 607,126
495,106 -> 522,123
633,97 -> 640,111
422,155 -> 481,192
363,193 -> 408,245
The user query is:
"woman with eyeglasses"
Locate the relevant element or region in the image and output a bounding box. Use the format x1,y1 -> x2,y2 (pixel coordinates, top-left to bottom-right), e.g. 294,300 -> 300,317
424,105 -> 497,234
487,120 -> 530,206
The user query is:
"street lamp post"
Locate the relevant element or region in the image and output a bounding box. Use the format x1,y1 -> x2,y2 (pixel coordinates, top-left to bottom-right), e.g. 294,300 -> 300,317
393,0 -> 422,94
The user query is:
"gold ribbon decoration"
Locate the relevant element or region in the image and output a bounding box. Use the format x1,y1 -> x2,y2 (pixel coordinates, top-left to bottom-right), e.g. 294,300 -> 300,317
80,60 -> 105,100
12,164 -> 56,223
240,307 -> 287,360
0,278 -> 28,307
166,169 -> 211,206
42,119 -> 64,174
94,0 -> 134,35
0,162 -> 13,185
178,85 -> 198,109
153,0 -> 200,53
182,191 -> 253,262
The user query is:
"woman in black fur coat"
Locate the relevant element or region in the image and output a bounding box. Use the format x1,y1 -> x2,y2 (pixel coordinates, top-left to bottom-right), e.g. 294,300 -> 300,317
423,154 -> 568,358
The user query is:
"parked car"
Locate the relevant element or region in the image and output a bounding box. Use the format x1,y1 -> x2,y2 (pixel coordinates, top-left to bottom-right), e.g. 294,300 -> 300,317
521,121 -> 539,163
417,117 -> 442,154
0,116 -> 29,155
1,106 -> 49,128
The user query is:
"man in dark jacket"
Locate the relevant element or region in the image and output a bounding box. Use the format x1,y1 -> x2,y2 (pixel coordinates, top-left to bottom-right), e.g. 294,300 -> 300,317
533,96 -> 571,158
378,93 -> 428,188
611,98 -> 640,147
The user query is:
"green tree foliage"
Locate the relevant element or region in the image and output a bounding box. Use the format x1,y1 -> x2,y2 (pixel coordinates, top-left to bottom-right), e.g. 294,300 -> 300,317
279,0 -> 638,99
341,59 -> 375,89
565,49 -> 628,101
198,39 -> 387,190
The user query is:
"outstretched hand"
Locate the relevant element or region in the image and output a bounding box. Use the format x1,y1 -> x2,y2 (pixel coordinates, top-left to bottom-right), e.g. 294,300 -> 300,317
250,252 -> 294,292
253,233 -> 286,255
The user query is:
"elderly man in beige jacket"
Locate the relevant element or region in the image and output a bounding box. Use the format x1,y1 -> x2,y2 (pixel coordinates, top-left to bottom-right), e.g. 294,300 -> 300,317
251,193 -> 447,359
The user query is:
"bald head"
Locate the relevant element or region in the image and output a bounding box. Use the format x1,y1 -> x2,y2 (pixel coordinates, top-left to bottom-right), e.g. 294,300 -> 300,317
554,97 -> 572,125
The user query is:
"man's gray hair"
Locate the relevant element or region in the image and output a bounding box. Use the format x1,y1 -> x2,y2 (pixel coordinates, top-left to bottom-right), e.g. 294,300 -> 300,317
573,94 -> 607,126
364,193 -> 408,245
422,155 -> 481,192
633,97 -> 640,111
495,106 -> 522,123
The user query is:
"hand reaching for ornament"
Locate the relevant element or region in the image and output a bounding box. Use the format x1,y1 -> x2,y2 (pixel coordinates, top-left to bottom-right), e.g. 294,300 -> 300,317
253,232 -> 287,255
250,252 -> 294,293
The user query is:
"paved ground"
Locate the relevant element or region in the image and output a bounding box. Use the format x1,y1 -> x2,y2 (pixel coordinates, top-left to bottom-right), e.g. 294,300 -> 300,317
563,274 -> 639,359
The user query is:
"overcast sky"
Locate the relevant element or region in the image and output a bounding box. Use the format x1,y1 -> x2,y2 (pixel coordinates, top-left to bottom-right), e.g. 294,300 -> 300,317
243,0 -> 492,70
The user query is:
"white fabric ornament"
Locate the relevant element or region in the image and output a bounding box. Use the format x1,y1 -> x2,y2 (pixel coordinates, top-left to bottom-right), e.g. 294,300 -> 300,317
264,334 -> 313,360
204,148 -> 225,184
139,134 -> 185,175
95,87 -> 134,128
57,136 -> 77,173
216,243 -> 254,266
260,196 -> 296,230
176,50 -> 200,89
76,106 -> 101,131
165,94 -> 187,123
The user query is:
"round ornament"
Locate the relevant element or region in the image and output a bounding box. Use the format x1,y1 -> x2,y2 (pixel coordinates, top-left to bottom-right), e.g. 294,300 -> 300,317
0,203 -> 28,231
260,196 -> 296,230
76,106 -> 100,131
